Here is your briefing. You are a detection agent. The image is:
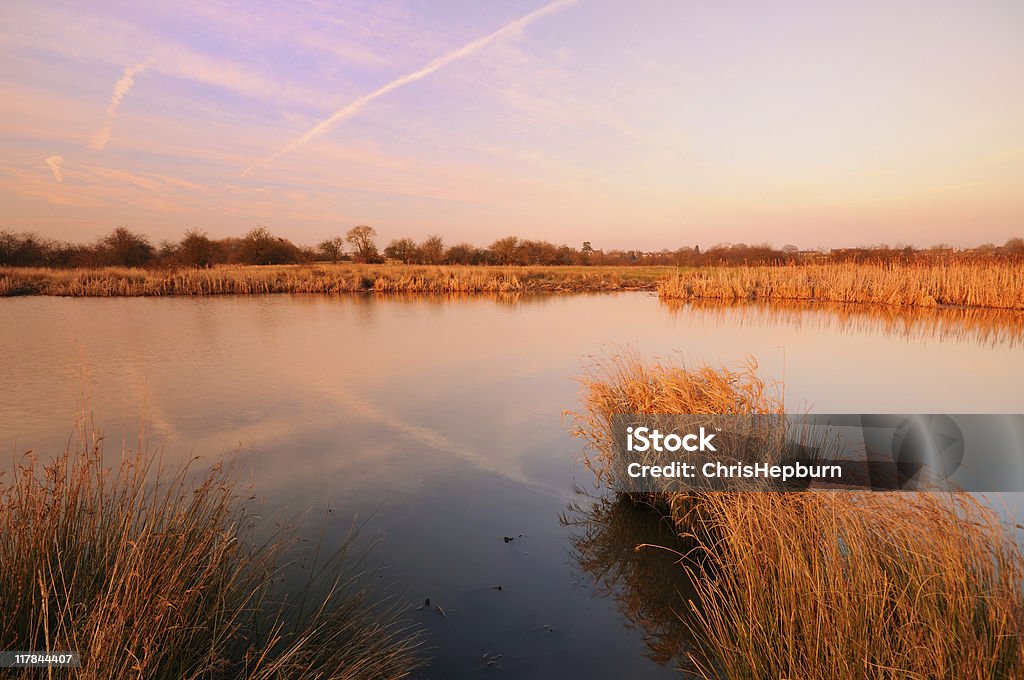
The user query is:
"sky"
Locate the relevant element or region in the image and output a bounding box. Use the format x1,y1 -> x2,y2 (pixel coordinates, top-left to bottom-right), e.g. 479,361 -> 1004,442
1,0 -> 1022,250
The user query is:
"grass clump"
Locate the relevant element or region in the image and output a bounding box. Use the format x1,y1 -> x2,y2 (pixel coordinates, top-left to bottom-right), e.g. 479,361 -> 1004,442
569,350 -> 1024,679
0,430 -> 423,679
658,262 -> 1024,310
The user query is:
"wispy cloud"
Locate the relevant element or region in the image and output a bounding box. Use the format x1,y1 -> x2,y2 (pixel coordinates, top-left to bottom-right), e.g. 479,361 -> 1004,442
243,0 -> 578,176
44,155 -> 63,182
89,61 -> 149,150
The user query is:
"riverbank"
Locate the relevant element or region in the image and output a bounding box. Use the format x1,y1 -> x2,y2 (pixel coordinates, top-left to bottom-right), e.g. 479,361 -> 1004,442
0,264 -> 673,296
658,261 -> 1024,310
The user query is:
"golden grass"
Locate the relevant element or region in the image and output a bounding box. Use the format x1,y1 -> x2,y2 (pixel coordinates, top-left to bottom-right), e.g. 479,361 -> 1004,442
569,351 -> 1024,679
0,430 -> 423,679
689,492 -> 1024,679
0,264 -> 674,297
658,262 -> 1024,310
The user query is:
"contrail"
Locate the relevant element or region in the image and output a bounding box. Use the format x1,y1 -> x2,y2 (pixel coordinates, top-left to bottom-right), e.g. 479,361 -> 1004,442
242,0 -> 577,176
90,61 -> 149,150
45,155 -> 64,182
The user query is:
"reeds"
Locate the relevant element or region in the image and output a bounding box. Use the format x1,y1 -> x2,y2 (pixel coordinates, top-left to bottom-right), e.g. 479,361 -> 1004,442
688,492 -> 1024,679
0,430 -> 423,679
569,351 -> 1024,678
658,262 -> 1024,310
0,264 -> 672,297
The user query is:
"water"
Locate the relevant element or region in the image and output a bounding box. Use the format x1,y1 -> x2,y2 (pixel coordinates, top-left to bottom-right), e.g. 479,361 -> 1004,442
1,293 -> 1022,678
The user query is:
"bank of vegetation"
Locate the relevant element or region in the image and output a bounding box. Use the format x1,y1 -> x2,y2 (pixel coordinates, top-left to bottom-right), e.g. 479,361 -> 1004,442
568,351 -> 1024,678
0,433 -> 423,679
0,264 -> 670,296
658,261 -> 1024,310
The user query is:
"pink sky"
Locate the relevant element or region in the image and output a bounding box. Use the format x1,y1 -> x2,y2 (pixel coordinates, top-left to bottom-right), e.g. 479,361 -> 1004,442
1,0 -> 1022,249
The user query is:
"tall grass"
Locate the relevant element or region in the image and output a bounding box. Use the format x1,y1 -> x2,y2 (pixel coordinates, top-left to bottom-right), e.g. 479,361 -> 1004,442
658,262 -> 1024,310
0,431 -> 423,679
0,264 -> 672,297
569,351 -> 1024,678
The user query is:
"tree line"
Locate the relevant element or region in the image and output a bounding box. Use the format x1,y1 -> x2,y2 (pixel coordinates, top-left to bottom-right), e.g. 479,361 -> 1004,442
1,225 -> 1022,268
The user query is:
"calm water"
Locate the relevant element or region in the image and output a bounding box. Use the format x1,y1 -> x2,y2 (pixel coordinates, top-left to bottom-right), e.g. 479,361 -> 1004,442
2,293 -> 1023,678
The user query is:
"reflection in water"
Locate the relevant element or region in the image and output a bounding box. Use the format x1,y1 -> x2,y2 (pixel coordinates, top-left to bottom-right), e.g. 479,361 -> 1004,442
662,299 -> 1024,348
563,493 -> 704,674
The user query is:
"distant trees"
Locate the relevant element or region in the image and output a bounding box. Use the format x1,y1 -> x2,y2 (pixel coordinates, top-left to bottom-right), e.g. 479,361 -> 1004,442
489,236 -> 520,265
177,229 -> 220,267
318,237 -> 346,263
3,226 -> 1024,269
346,225 -> 381,263
238,226 -> 302,265
97,227 -> 155,267
419,234 -> 445,265
383,238 -> 418,264
445,243 -> 488,265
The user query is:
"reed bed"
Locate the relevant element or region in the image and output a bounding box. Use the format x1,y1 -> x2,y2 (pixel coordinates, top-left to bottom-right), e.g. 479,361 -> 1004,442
0,264 -> 672,297
658,262 -> 1024,310
0,431 -> 423,679
569,351 -> 1024,679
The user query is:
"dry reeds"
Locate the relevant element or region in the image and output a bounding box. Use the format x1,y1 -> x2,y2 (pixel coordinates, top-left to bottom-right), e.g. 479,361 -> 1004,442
569,351 -> 1024,679
0,430 -> 423,679
0,264 -> 671,297
688,492 -> 1024,679
658,262 -> 1024,310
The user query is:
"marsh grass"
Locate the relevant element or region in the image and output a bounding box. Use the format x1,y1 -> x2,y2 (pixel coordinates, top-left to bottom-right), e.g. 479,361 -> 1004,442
687,492 -> 1024,679
658,262 -> 1024,310
0,264 -> 673,297
0,430 -> 423,679
569,351 -> 1024,679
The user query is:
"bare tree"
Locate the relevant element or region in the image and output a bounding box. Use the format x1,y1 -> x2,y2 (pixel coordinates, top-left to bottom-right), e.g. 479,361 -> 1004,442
318,237 -> 346,263
488,236 -> 520,265
383,238 -> 418,264
346,225 -> 380,263
419,234 -> 445,264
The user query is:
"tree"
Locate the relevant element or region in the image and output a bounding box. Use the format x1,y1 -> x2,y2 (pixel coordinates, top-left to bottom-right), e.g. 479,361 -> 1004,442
239,226 -> 300,265
318,237 -> 346,263
383,238 -> 418,264
419,234 -> 445,265
178,229 -> 219,267
489,236 -> 520,265
581,241 -> 594,264
445,242 -> 483,265
98,227 -> 154,267
346,225 -> 380,263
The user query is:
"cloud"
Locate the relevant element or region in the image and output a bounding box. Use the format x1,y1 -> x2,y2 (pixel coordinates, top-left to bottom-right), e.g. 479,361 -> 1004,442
243,0 -> 578,176
45,155 -> 64,182
89,61 -> 150,150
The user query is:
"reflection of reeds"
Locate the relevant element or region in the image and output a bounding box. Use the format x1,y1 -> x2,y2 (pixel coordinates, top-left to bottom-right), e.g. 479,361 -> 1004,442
663,298 -> 1024,348
0,264 -> 671,297
562,494 -> 702,670
658,262 -> 1024,310
570,351 -> 1024,679
0,432 -> 422,679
